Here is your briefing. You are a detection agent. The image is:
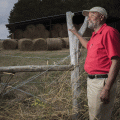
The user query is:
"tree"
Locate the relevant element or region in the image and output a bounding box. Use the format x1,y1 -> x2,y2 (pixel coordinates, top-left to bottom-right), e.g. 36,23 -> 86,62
8,0 -> 42,23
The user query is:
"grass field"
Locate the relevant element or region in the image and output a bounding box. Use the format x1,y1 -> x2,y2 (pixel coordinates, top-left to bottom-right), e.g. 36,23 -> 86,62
0,40 -> 120,120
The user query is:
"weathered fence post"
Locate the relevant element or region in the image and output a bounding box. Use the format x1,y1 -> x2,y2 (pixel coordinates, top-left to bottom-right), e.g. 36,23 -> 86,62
66,11 -> 88,119
66,11 -> 80,119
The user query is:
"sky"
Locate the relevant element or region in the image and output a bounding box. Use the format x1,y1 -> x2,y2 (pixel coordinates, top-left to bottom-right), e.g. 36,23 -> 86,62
0,0 -> 18,39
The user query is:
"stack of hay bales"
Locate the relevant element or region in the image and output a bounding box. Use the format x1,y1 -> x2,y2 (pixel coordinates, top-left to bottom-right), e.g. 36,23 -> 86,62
34,24 -> 50,38
14,29 -> 23,39
47,38 -> 62,50
33,38 -> 47,51
61,37 -> 90,49
18,38 -> 33,51
51,30 -> 59,38
51,24 -> 62,38
2,39 -> 18,50
23,30 -> 30,39
58,23 -> 68,38
23,24 -> 36,39
23,24 -> 50,39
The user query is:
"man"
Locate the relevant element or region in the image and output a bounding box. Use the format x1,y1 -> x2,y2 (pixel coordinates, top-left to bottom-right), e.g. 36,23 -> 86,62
69,7 -> 120,120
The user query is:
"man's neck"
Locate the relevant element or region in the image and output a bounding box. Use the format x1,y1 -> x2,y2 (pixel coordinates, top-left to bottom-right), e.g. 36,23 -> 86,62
94,23 -> 104,33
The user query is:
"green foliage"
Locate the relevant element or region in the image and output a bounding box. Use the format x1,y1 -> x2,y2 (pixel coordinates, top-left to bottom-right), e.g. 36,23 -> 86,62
8,0 -> 120,25
31,98 -> 46,108
8,0 -> 42,23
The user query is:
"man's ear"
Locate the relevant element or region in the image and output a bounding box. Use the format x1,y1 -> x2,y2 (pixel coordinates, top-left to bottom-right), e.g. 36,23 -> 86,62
100,14 -> 105,21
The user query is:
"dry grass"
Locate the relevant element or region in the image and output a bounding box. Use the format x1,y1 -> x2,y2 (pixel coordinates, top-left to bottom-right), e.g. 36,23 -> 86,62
0,44 -> 120,120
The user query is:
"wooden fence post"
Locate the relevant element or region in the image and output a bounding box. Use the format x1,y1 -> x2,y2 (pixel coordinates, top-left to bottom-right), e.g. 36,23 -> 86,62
66,11 -> 80,119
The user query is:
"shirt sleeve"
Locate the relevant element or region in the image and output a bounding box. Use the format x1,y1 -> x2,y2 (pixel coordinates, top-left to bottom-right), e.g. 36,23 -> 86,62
103,28 -> 120,59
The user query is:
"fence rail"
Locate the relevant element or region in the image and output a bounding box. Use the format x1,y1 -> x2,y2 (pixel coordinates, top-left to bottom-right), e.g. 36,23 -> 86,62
0,65 -> 74,73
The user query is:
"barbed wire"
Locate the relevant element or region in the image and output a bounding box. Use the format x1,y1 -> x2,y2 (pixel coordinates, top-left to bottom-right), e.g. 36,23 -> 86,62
2,52 -> 71,97
1,16 -> 88,101
2,45 -> 84,101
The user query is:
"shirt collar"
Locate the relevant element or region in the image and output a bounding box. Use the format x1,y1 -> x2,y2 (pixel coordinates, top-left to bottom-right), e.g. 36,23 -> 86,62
92,23 -> 107,36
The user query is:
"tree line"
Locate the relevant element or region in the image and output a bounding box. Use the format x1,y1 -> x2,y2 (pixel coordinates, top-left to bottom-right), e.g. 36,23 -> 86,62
8,0 -> 120,24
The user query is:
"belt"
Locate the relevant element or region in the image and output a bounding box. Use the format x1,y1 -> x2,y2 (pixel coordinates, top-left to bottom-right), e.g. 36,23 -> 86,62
88,74 -> 108,79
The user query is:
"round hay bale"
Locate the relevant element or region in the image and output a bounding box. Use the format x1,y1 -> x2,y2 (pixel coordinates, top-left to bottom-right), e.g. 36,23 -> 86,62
59,30 -> 68,38
34,28 -> 43,38
62,37 -> 69,48
60,38 -> 66,48
44,30 -> 50,38
52,24 -> 62,32
23,30 -> 30,38
47,38 -> 62,50
26,24 -> 36,39
26,24 -> 35,33
62,23 -> 67,31
14,29 -> 23,39
51,30 -> 59,38
2,39 -> 18,50
18,38 -> 33,51
33,38 -> 47,51
40,29 -> 50,38
36,24 -> 46,31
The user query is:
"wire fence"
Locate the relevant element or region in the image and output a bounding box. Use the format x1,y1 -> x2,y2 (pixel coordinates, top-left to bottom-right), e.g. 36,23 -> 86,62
0,46 -> 119,120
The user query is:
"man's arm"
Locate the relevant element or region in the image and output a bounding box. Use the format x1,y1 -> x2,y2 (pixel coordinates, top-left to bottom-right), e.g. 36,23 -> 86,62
69,27 -> 88,49
100,56 -> 120,104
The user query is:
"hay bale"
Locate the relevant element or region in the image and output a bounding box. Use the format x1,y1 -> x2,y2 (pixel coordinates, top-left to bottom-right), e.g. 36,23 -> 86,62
33,28 -> 42,38
23,30 -> 30,39
34,24 -> 49,38
52,24 -> 62,32
62,23 -> 67,31
51,30 -> 59,38
47,38 -> 62,50
44,30 -> 50,38
26,24 -> 36,39
59,30 -> 68,38
60,38 -> 66,48
62,37 -> 69,48
23,25 -> 37,39
36,24 -> 46,31
26,24 -> 35,33
2,39 -> 18,50
33,38 -> 47,51
14,29 -> 23,39
40,30 -> 50,38
18,38 -> 33,51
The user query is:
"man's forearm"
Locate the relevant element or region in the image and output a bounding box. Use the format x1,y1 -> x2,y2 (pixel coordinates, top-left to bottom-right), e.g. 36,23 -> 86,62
69,27 -> 88,49
104,57 -> 120,91
75,33 -> 88,49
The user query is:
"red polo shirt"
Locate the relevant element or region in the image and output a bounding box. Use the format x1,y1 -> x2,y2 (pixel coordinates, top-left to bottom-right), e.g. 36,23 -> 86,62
84,23 -> 120,75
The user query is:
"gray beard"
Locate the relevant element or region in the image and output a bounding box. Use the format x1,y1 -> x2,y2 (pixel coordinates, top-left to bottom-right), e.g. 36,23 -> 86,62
88,21 -> 99,30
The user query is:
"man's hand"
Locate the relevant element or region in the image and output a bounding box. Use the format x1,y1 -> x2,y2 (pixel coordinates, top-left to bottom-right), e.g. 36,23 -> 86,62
100,87 -> 110,104
69,26 -> 78,35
